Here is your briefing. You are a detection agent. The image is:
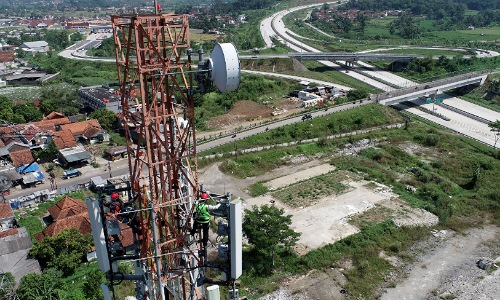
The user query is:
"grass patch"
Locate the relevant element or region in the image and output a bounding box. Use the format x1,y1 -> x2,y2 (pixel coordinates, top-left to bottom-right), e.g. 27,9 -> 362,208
271,171 -> 347,208
241,221 -> 430,298
348,204 -> 395,228
220,143 -> 327,178
203,104 -> 403,155
247,182 -> 270,197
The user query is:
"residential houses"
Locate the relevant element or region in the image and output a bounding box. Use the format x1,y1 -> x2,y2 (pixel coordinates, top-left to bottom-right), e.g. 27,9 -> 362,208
0,113 -> 108,190
34,196 -> 134,256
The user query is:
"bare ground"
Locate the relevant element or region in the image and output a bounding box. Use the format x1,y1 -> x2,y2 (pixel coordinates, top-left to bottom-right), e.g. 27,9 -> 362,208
198,98 -> 303,138
199,159 -> 500,300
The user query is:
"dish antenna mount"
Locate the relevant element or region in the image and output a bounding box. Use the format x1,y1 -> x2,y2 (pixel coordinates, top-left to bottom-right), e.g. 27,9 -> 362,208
195,43 -> 241,93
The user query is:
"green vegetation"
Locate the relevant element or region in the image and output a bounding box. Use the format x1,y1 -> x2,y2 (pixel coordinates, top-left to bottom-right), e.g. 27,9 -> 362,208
0,272 -> 15,299
247,182 -> 269,197
29,228 -> 93,276
0,96 -> 43,124
205,104 -> 403,154
29,52 -> 117,86
89,108 -> 118,131
17,265 -> 106,300
272,171 -> 347,207
243,204 -> 300,274
234,114 -> 500,297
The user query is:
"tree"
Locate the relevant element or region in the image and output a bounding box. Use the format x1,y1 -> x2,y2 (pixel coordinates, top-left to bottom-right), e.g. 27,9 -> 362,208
17,268 -> 63,300
243,204 -> 300,269
89,108 -> 117,131
346,89 -> 369,101
82,269 -> 105,300
29,228 -> 93,276
13,102 -> 43,122
33,141 -> 59,163
489,120 -> 500,149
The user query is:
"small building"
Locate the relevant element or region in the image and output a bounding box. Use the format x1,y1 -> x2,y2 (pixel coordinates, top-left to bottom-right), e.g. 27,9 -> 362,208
9,148 -> 34,168
22,171 -> 45,187
58,146 -> 91,167
105,146 -> 128,161
18,41 -> 49,56
60,119 -> 109,144
298,91 -> 323,107
89,176 -> 107,191
0,202 -> 15,230
0,227 -> 41,284
78,86 -> 122,113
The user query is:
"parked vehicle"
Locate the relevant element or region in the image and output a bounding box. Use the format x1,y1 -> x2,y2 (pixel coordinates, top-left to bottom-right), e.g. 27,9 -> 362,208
62,169 -> 82,180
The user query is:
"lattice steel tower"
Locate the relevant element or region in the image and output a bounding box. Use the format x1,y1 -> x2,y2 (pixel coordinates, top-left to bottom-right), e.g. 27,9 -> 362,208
112,12 -> 202,300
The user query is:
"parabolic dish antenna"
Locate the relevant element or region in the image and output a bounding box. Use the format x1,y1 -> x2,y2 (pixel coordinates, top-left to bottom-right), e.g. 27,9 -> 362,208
209,43 -> 241,93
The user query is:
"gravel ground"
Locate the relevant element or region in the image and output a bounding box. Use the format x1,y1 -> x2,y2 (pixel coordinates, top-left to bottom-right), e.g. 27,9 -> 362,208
382,226 -> 500,300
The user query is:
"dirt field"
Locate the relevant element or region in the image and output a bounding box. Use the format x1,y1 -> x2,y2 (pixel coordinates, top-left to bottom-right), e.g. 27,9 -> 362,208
200,98 -> 303,137
199,158 -> 500,300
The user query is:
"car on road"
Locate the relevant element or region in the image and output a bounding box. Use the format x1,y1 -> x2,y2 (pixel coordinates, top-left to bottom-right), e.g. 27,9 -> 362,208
301,113 -> 312,121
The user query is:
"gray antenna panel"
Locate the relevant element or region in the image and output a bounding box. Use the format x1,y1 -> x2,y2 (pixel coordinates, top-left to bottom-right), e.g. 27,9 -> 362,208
210,43 -> 240,93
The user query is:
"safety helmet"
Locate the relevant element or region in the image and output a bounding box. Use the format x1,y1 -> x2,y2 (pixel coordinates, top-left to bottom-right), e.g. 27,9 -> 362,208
200,192 -> 209,200
111,192 -> 120,200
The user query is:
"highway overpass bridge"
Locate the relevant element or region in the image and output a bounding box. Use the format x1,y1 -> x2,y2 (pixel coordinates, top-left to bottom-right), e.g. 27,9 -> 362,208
377,73 -> 486,106
288,52 -> 417,63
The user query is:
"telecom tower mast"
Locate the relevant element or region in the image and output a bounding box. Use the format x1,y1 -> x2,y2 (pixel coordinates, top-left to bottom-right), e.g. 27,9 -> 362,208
100,7 -> 240,300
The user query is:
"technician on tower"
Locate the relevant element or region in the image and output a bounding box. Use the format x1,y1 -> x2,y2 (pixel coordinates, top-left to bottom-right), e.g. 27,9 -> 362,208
190,190 -> 220,247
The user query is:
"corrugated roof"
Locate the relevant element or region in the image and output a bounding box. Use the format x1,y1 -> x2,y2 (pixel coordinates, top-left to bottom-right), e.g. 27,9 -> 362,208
20,41 -> 48,48
17,162 -> 39,174
59,147 -> 91,163
22,171 -> 44,184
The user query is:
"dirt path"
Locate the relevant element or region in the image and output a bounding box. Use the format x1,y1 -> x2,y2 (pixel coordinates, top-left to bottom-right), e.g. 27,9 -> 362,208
382,226 -> 500,300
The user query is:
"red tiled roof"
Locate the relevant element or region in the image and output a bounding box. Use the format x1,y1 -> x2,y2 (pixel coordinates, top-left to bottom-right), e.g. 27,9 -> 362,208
38,199 -> 134,247
45,112 -> 66,120
9,149 -> 34,167
60,119 -> 102,136
36,212 -> 91,243
38,117 -> 70,126
82,126 -> 102,139
52,130 -> 78,149
0,50 -> 14,63
0,202 -> 14,219
6,142 -> 30,152
31,121 -> 55,132
118,225 -> 134,248
47,196 -> 87,221
0,228 -> 18,239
